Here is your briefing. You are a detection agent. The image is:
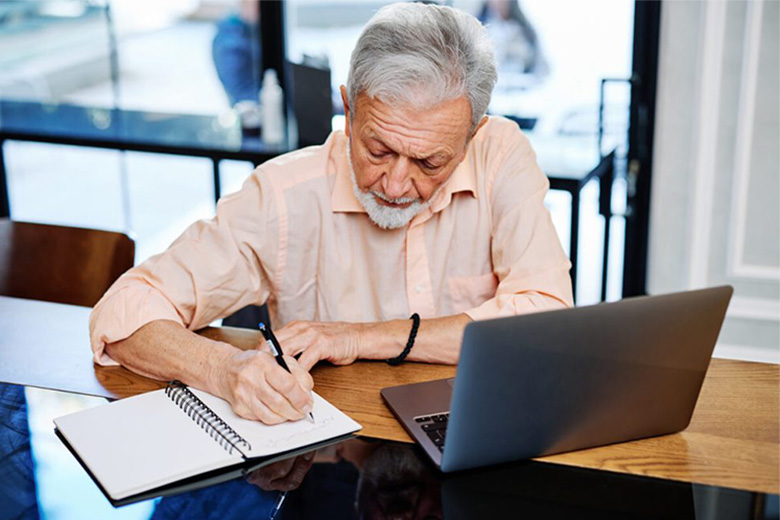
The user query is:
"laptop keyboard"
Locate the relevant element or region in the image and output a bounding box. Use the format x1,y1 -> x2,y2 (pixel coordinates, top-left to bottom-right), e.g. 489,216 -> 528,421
414,412 -> 449,452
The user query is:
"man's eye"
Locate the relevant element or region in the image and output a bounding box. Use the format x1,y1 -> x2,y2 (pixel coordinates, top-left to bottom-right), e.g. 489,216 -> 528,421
422,161 -> 442,171
369,149 -> 389,159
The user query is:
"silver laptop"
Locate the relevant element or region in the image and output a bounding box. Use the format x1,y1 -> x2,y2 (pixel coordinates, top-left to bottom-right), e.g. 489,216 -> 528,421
381,286 -> 733,472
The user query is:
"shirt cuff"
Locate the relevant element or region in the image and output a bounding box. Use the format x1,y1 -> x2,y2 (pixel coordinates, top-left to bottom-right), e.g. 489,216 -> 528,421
465,290 -> 571,322
89,284 -> 185,366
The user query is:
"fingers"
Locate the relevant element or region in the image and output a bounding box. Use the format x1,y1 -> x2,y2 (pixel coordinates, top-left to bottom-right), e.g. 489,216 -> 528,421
287,356 -> 314,391
224,350 -> 313,425
269,451 -> 315,491
229,381 -> 287,425
246,456 -> 296,490
272,321 -> 360,370
297,342 -> 350,371
246,451 -> 316,491
264,457 -> 297,487
255,336 -> 273,354
283,450 -> 316,489
246,394 -> 287,425
274,321 -> 310,357
265,360 -> 314,418
258,374 -> 307,422
298,345 -> 324,372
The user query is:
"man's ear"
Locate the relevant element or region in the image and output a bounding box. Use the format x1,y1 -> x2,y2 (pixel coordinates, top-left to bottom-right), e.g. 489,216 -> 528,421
340,85 -> 351,138
471,115 -> 489,140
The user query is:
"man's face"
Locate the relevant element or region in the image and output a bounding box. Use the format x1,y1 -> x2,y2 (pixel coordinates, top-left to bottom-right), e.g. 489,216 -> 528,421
342,87 -> 478,229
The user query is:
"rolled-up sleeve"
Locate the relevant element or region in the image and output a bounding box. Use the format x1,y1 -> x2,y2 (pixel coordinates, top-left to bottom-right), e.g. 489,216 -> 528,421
464,131 -> 574,321
89,173 -> 277,365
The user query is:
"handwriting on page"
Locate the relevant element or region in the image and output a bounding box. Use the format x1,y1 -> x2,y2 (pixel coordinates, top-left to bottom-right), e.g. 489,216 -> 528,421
253,415 -> 337,451
189,389 -> 359,457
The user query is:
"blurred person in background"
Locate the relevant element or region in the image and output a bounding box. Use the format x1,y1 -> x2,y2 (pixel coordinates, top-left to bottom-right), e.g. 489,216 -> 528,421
479,0 -> 548,83
212,0 -> 261,106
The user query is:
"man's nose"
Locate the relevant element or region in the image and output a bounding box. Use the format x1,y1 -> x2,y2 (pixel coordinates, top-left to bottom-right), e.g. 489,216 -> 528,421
382,157 -> 412,199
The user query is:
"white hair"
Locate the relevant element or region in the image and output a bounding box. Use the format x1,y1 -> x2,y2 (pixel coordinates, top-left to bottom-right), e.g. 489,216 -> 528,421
347,2 -> 497,131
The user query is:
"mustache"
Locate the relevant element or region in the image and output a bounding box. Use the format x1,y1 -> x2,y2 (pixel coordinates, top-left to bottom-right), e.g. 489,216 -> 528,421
369,190 -> 419,205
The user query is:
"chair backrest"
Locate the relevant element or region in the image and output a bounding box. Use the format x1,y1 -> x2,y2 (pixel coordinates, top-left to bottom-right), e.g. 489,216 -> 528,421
0,219 -> 134,307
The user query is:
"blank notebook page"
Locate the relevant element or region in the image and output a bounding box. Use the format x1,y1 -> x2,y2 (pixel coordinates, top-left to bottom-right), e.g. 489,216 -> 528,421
54,389 -> 242,500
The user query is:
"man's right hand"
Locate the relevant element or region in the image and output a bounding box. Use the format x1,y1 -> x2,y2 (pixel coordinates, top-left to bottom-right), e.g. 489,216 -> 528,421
216,349 -> 314,424
103,321 -> 314,426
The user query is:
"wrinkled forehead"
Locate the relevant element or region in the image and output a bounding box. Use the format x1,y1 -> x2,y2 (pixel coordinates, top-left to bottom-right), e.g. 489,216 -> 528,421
352,93 -> 473,150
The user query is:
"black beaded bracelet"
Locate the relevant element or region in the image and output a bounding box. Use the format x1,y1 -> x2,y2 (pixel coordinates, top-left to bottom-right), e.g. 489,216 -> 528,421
386,313 -> 421,366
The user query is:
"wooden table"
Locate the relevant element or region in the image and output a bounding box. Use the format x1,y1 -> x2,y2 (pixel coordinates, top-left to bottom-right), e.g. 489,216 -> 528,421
1,296 -> 777,494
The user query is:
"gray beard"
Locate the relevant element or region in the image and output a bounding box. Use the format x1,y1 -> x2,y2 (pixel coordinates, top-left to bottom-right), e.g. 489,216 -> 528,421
346,141 -> 433,230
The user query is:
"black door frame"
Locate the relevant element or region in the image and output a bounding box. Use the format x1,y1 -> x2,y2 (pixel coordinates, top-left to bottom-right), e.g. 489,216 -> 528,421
622,0 -> 662,297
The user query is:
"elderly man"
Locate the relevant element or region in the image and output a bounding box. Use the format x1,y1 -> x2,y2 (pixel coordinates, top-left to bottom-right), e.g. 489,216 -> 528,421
90,3 -> 572,425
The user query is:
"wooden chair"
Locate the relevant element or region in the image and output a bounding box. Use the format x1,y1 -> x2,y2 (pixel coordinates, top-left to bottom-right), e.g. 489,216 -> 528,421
0,219 -> 134,307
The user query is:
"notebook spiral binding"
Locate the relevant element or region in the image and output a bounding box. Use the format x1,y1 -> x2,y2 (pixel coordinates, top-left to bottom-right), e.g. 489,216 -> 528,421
165,381 -> 251,458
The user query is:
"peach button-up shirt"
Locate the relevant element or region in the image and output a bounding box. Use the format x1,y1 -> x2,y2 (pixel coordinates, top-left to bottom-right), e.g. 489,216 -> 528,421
89,116 -> 573,365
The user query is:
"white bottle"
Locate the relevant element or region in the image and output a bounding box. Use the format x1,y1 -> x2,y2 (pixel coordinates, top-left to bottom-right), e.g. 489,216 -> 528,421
260,69 -> 285,145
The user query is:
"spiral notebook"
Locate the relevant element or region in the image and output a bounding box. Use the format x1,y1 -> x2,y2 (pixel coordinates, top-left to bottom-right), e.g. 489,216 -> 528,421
54,381 -> 361,502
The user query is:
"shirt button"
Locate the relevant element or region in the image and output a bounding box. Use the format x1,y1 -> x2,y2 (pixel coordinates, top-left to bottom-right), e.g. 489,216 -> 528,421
415,285 -> 423,293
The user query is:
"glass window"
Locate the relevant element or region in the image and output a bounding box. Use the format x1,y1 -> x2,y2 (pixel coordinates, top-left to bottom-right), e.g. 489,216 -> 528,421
5,141 -> 216,263
0,0 -> 262,114
285,0 -> 633,140
285,0 -> 397,119
0,1 -> 264,260
0,1 -> 113,105
5,141 -> 126,230
105,0 -> 259,115
452,0 -> 634,142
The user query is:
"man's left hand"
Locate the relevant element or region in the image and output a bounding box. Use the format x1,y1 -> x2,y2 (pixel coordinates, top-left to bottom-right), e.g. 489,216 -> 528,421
270,321 -> 365,371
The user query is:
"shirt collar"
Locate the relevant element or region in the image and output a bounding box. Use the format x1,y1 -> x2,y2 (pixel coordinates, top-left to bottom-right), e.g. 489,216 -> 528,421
330,132 -> 478,214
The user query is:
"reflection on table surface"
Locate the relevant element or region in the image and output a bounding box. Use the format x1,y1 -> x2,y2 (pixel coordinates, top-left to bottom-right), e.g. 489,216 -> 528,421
1,383 -> 777,520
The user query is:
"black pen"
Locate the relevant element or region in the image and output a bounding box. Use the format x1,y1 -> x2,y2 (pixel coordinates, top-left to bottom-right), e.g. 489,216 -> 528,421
259,322 -> 315,423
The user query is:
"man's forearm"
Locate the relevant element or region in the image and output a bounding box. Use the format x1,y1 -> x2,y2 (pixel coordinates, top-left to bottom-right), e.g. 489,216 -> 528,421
104,320 -> 236,397
258,314 -> 473,370
105,320 -> 315,424
361,314 -> 472,365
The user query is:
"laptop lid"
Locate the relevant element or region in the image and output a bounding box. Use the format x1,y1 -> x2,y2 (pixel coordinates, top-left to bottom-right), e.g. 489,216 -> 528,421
439,285 -> 733,472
